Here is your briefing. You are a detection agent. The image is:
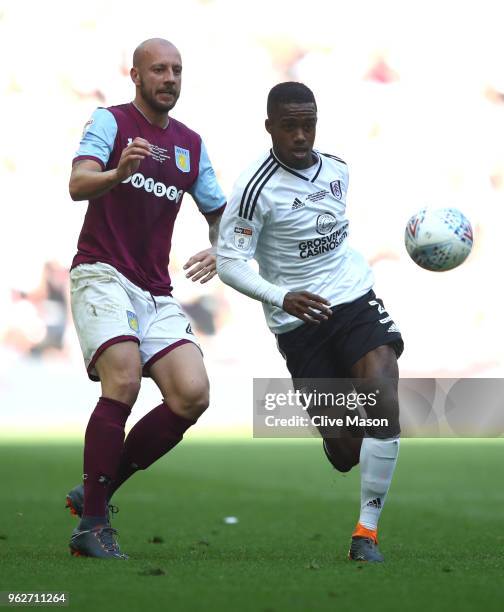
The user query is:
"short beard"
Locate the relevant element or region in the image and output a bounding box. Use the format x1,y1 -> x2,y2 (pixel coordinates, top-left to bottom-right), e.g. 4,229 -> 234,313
139,79 -> 178,113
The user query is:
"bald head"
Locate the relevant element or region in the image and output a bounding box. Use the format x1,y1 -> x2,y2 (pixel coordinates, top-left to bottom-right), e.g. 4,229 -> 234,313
130,38 -> 182,117
133,38 -> 180,69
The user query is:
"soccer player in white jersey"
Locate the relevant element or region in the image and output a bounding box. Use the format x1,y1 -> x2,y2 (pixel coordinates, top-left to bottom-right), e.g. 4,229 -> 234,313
217,82 -> 404,562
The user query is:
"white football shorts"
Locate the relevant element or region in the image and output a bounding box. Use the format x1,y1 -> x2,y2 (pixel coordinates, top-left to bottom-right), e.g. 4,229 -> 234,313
70,262 -> 200,381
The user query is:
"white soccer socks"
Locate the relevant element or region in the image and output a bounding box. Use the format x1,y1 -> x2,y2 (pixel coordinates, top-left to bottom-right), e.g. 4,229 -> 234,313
356,436 -> 400,535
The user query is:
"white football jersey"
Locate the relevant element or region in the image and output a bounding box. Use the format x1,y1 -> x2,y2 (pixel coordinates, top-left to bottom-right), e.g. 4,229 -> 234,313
218,149 -> 374,333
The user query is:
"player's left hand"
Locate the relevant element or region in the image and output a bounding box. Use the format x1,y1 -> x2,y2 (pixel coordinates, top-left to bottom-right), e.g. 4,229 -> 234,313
183,248 -> 217,283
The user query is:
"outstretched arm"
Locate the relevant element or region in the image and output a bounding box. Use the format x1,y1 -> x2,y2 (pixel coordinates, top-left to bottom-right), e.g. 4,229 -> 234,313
183,211 -> 223,284
217,256 -> 332,324
215,167 -> 331,324
184,137 -> 227,284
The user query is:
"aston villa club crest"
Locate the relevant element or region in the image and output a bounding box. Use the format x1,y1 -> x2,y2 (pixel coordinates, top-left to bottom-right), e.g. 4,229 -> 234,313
174,146 -> 191,173
127,310 -> 139,333
330,179 -> 342,200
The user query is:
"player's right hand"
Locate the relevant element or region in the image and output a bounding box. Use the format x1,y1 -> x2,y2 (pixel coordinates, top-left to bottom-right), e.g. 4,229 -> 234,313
282,291 -> 333,325
116,137 -> 152,181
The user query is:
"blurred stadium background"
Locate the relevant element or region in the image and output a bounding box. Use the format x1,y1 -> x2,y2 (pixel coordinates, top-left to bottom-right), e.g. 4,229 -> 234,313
1,0 -> 503,439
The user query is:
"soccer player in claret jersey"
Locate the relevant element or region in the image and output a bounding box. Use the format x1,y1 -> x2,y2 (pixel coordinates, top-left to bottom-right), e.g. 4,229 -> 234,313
66,39 -> 226,559
217,82 -> 404,562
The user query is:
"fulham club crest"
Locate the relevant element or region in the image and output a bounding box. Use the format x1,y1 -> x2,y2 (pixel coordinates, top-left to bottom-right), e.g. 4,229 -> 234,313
330,180 -> 342,200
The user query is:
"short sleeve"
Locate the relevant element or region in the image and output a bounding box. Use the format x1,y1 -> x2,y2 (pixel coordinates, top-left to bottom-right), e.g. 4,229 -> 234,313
188,140 -> 227,215
217,178 -> 267,261
73,108 -> 118,169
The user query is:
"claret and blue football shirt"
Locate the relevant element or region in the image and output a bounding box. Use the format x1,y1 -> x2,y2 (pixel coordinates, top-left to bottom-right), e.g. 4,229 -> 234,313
72,103 -> 226,295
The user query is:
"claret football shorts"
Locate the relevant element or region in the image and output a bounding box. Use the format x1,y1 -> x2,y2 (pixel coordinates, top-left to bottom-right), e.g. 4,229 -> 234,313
276,289 -> 404,379
70,262 -> 200,381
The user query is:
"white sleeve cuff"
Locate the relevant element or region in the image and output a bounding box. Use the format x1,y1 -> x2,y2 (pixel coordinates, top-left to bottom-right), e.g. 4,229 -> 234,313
217,255 -> 288,308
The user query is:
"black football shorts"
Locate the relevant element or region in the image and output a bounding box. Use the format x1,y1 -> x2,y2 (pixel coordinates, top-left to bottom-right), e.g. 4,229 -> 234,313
276,289 -> 404,379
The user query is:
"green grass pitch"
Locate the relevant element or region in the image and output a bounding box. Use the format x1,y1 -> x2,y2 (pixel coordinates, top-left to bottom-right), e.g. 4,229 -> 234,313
0,439 -> 503,611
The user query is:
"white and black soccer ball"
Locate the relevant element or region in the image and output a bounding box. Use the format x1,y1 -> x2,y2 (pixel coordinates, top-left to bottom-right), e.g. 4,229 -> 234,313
404,207 -> 473,271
